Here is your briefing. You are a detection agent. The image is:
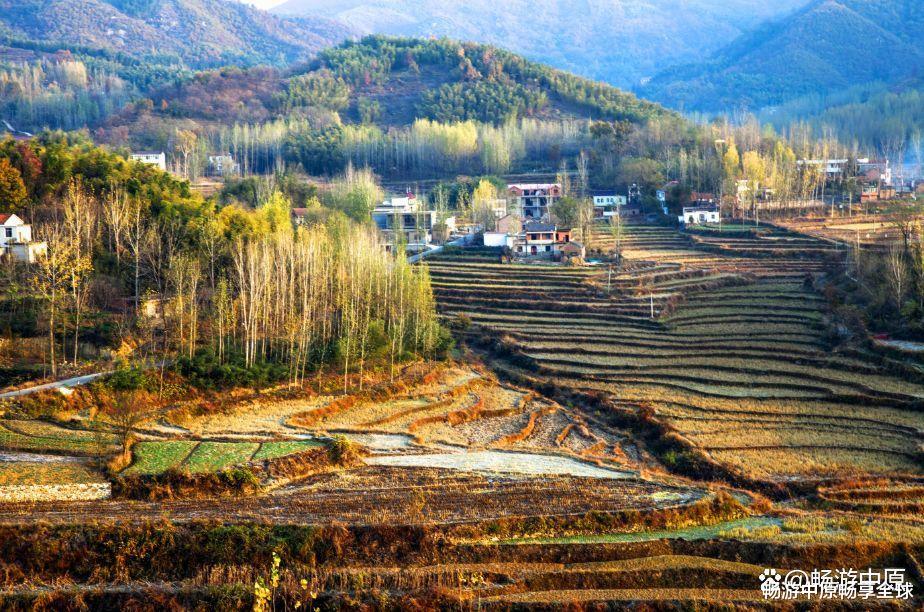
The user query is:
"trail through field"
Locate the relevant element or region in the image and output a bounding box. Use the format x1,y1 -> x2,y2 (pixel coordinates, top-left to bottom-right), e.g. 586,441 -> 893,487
366,449 -> 634,479
0,452 -> 85,463
497,516 -> 781,544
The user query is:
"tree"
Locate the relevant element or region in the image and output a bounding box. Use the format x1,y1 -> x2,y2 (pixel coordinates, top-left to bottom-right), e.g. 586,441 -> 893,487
471,179 -> 499,231
175,129 -> 198,179
33,223 -> 80,377
325,164 -> 383,222
103,390 -> 148,456
550,197 -> 580,227
0,158 -> 27,213
887,243 -> 908,310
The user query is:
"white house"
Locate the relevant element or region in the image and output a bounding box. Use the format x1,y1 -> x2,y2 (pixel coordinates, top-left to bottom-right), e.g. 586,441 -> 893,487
484,232 -> 516,248
130,152 -> 166,172
0,214 -> 46,263
372,196 -> 436,253
679,205 -> 720,226
208,154 -> 238,177
593,194 -> 627,218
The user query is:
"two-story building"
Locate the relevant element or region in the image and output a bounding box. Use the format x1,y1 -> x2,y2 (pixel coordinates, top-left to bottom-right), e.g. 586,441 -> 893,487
372,196 -> 436,253
593,194 -> 627,218
508,183 -> 562,221
520,222 -> 557,255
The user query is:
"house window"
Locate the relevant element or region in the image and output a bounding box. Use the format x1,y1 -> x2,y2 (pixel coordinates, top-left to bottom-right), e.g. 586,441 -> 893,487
545,245 -> 551,252
4,228 -> 11,239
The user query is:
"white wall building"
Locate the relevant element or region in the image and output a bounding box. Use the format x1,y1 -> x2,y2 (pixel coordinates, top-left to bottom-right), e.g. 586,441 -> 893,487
593,194 -> 627,218
0,214 -> 46,263
679,206 -> 720,225
130,152 -> 167,172
208,154 -> 238,177
484,232 -> 516,248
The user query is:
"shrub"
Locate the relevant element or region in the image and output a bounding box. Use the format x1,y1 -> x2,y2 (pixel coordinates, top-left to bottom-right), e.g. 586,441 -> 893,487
106,366 -> 150,391
327,435 -> 356,465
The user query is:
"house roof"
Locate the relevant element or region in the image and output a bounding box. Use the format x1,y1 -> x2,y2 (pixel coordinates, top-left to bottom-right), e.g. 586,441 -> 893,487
560,241 -> 585,252
0,214 -> 22,225
524,222 -> 556,232
291,208 -> 309,217
508,183 -> 561,191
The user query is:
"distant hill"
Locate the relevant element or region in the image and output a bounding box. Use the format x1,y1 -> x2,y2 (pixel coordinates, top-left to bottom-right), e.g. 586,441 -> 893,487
99,36 -> 673,136
272,0 -> 808,88
638,0 -> 924,112
0,0 -> 354,68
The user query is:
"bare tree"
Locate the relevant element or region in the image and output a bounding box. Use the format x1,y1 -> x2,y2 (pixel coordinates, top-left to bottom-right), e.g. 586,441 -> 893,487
887,243 -> 908,309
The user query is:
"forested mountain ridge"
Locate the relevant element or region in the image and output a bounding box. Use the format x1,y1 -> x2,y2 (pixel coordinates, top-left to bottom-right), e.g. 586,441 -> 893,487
0,0 -> 354,68
91,37 -> 683,180
98,36 -> 674,137
272,0 -> 808,88
638,0 -> 924,113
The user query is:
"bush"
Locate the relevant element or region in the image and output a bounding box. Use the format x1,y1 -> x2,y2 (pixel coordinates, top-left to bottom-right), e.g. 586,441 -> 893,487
174,350 -> 289,390
106,366 -> 150,391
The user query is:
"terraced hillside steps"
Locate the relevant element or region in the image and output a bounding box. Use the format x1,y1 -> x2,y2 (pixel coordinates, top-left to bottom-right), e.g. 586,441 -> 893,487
432,225 -> 924,481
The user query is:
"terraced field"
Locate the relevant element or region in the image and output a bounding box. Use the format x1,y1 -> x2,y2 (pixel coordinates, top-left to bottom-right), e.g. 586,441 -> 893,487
123,440 -> 322,475
432,224 -> 924,482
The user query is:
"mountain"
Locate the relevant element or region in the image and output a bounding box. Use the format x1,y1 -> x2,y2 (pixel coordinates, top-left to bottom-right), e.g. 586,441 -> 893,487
271,0 -> 808,88
638,0 -> 924,113
0,0 -> 354,68
98,36 -> 672,136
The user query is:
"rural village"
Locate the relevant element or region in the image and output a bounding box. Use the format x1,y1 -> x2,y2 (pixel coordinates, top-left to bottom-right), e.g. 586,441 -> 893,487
0,13 -> 921,610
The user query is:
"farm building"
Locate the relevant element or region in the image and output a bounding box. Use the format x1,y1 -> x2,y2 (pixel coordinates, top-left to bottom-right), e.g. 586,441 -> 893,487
129,152 -> 166,171
520,221 -> 557,255
484,232 -> 516,249
558,240 -> 586,262
508,183 -> 561,220
496,214 -> 522,235
679,205 -> 720,225
0,214 -> 46,263
291,208 -> 310,225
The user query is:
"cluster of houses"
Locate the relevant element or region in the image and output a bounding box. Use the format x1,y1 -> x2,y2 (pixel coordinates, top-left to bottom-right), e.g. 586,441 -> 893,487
796,157 -> 921,202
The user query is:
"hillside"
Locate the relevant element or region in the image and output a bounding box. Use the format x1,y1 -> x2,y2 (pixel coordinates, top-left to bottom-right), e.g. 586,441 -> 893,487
91,37 -> 678,179
100,36 -> 673,135
272,0 -> 808,88
0,0 -> 353,68
638,0 -> 924,112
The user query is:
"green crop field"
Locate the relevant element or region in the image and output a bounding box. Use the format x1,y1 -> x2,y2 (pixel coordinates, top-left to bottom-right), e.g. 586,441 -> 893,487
251,440 -> 323,461
124,439 -> 324,475
179,442 -> 260,473
123,441 -> 199,475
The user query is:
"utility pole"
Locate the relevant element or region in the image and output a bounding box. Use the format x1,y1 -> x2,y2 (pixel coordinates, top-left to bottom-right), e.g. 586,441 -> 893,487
650,292 -> 655,319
